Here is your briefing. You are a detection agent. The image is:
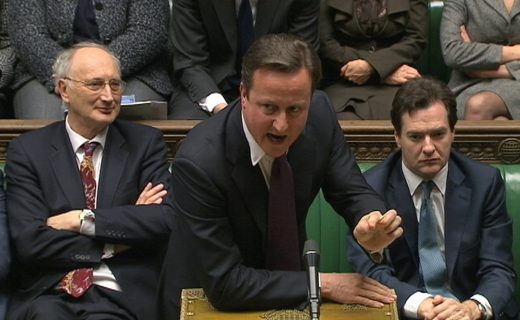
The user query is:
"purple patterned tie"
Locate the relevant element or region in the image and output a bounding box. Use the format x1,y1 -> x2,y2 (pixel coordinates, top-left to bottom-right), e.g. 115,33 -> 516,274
57,142 -> 99,297
265,155 -> 301,271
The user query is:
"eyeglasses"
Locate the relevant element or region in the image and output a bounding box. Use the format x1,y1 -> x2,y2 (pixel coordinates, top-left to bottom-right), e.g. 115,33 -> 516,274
64,77 -> 126,94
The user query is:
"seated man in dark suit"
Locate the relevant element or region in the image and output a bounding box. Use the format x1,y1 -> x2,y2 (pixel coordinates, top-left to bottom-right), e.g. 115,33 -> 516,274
6,42 -> 174,319
347,78 -> 519,320
168,0 -> 320,119
158,33 -> 403,320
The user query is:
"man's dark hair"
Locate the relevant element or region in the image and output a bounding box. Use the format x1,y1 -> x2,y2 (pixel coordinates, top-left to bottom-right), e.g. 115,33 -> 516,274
241,33 -> 322,92
391,77 -> 457,134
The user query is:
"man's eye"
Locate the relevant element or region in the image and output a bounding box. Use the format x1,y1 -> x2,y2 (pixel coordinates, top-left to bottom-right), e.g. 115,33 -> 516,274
409,134 -> 421,141
287,106 -> 302,114
85,80 -> 104,90
432,131 -> 446,139
263,104 -> 276,114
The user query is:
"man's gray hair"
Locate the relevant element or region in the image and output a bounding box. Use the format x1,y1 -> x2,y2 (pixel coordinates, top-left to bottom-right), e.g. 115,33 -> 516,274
52,42 -> 121,86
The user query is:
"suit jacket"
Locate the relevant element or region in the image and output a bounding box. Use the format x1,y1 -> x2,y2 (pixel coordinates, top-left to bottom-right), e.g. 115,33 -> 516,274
6,120 -> 174,319
8,0 -> 172,96
171,0 -> 320,103
347,151 -> 518,319
319,0 -> 428,81
440,0 -> 520,118
0,171 -> 10,319
157,90 -> 386,319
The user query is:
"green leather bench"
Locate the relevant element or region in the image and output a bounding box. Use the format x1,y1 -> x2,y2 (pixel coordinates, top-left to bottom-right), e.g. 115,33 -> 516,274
417,0 -> 450,83
306,163 -> 520,302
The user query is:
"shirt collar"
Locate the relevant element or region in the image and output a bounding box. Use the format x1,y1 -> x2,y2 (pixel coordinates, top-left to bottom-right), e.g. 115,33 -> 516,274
65,116 -> 108,152
401,160 -> 448,197
241,110 -> 274,166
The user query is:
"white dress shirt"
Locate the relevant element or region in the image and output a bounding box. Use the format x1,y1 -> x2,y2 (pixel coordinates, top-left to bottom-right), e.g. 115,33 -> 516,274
65,117 -> 122,292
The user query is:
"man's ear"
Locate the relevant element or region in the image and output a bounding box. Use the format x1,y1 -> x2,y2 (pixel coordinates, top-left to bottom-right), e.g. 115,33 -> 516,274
394,130 -> 401,148
57,79 -> 70,104
239,82 -> 248,108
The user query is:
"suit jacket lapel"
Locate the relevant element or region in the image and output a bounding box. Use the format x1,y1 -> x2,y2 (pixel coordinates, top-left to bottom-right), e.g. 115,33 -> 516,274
255,0 -> 281,36
509,0 -> 520,20
481,0 -> 510,22
97,125 -> 129,208
444,159 -> 471,279
226,106 -> 269,242
213,0 -> 238,51
388,165 -> 420,267
50,123 -> 85,208
287,132 -> 315,221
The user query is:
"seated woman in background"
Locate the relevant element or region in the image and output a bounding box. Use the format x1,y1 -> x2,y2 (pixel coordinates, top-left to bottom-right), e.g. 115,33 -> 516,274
441,0 -> 520,120
8,0 -> 172,119
319,0 -> 427,120
0,0 -> 14,118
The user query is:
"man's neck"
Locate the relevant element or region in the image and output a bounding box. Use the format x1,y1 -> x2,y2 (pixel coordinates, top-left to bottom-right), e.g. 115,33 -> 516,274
67,116 -> 107,140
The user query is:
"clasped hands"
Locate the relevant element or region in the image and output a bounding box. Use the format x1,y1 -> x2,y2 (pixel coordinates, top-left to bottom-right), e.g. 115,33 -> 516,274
341,59 -> 420,85
419,296 -> 482,320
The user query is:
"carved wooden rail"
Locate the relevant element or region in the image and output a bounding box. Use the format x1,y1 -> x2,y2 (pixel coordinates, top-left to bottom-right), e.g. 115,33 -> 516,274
0,120 -> 518,164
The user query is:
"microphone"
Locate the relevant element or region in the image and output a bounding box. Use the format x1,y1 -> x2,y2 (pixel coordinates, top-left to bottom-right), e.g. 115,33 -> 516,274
303,240 -> 321,320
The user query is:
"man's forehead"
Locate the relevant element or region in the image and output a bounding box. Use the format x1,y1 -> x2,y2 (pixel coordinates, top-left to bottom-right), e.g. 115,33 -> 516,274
70,48 -> 119,76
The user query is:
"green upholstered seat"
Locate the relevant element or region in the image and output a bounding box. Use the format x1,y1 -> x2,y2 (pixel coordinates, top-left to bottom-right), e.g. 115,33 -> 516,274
417,1 -> 451,83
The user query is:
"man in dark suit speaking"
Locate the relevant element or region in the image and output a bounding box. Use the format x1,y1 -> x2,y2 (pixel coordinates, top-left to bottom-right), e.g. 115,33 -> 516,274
347,78 -> 519,320
6,42 -> 174,319
158,33 -> 403,319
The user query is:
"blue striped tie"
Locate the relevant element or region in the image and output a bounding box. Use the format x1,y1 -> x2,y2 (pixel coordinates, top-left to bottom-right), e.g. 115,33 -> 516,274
418,181 -> 456,298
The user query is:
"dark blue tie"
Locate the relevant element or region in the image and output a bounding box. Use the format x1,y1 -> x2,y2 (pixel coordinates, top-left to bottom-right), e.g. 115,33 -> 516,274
265,155 -> 301,271
418,181 -> 456,298
236,0 -> 254,72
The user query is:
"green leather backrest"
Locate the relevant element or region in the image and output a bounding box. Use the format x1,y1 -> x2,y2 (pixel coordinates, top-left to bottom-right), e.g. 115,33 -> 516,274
417,1 -> 451,83
306,162 -> 520,301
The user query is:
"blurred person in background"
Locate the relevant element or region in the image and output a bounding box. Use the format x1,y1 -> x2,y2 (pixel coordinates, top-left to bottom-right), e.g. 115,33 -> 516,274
8,0 -> 172,119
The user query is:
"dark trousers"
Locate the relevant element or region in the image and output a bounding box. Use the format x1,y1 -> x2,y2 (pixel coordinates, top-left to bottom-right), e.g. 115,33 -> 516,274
15,286 -> 137,320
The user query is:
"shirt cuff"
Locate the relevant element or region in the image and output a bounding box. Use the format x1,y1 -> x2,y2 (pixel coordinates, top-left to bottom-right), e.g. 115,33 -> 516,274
470,294 -> 493,320
403,292 -> 433,319
79,210 -> 95,236
198,92 -> 227,113
102,243 -> 115,259
369,249 -> 384,263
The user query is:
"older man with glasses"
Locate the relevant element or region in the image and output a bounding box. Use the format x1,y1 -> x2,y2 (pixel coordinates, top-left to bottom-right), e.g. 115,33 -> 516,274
5,42 -> 174,320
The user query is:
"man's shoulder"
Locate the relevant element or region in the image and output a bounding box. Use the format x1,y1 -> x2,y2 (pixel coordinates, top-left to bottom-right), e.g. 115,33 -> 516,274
450,151 -> 500,178
12,120 -> 64,145
364,151 -> 401,184
175,105 -> 238,168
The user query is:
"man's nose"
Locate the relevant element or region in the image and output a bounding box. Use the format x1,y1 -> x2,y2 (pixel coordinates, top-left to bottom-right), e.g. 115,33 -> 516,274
99,83 -> 115,102
423,135 -> 435,153
272,112 -> 289,132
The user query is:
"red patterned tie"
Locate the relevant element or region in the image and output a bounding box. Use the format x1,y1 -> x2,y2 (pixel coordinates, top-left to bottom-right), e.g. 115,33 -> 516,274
57,142 -> 98,298
265,155 -> 301,271
80,142 -> 98,210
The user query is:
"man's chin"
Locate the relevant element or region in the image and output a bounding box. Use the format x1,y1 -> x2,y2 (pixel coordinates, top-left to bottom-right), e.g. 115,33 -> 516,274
263,146 -> 289,158
418,166 -> 442,179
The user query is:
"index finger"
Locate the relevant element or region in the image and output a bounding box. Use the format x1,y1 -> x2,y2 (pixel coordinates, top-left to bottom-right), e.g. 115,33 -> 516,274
378,209 -> 398,226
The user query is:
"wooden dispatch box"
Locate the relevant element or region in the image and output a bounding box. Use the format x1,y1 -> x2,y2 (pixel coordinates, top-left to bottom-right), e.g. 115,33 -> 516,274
180,288 -> 399,320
